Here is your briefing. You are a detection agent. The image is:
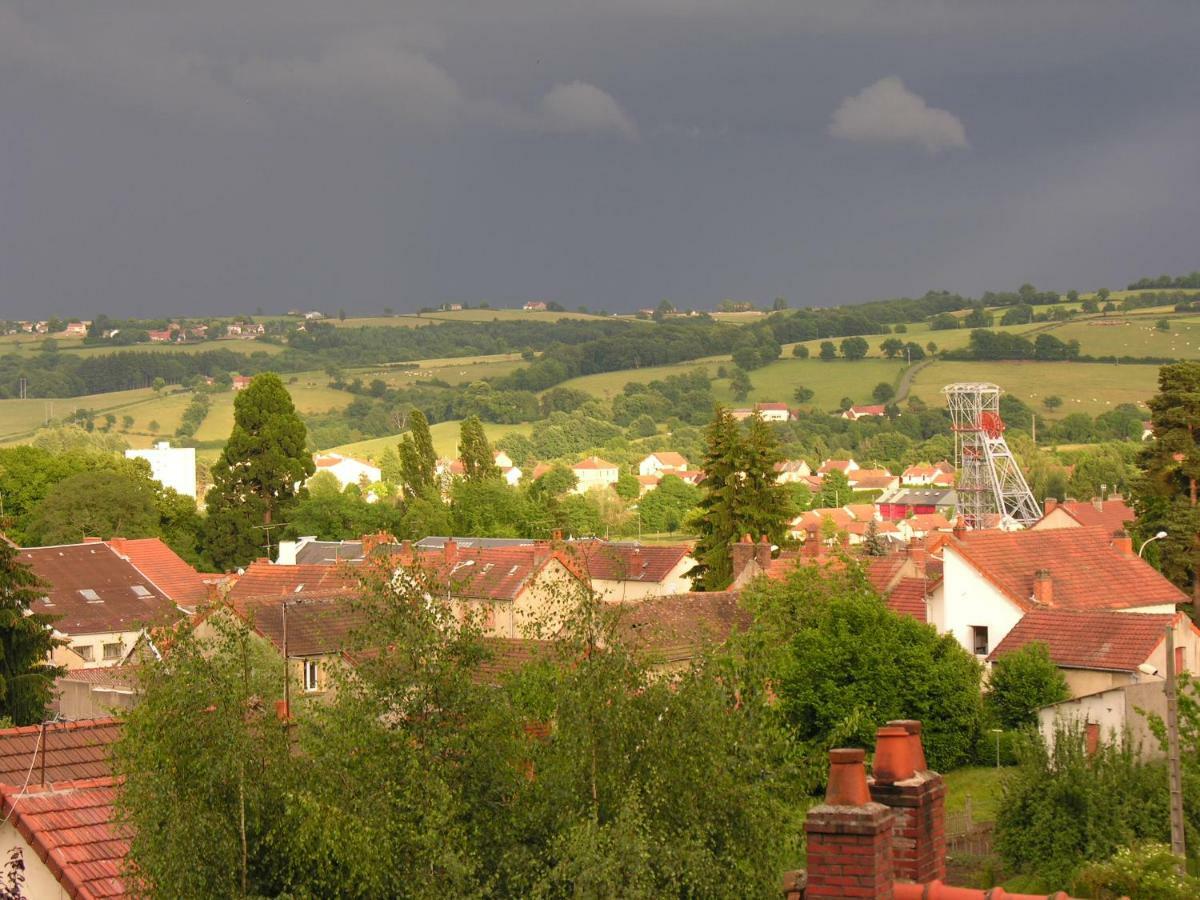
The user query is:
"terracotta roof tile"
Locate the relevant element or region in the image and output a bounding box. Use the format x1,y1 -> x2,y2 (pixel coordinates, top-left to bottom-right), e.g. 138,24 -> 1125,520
906,513 -> 953,532
561,541 -> 690,583
1055,498 -> 1136,532
950,526 -> 1186,612
644,451 -> 688,468
19,544 -> 184,636
0,719 -> 121,787
618,592 -> 749,661
866,556 -> 906,593
572,455 -> 617,470
1,776 -> 129,900
988,609 -> 1180,672
106,537 -> 209,610
885,578 -> 928,622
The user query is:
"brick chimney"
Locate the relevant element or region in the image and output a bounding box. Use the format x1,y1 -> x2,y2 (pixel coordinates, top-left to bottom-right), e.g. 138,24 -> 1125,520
754,535 -> 772,570
1033,569 -> 1053,605
443,538 -> 458,562
952,516 -> 966,539
1111,530 -> 1133,557
870,721 -> 946,885
361,532 -> 396,556
1044,497 -> 1057,515
805,525 -> 821,558
83,536 -> 103,543
909,545 -> 927,576
804,748 -> 895,900
730,534 -> 756,577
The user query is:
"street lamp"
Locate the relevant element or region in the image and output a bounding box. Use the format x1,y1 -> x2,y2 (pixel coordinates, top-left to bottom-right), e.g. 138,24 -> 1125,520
1139,531 -> 1168,558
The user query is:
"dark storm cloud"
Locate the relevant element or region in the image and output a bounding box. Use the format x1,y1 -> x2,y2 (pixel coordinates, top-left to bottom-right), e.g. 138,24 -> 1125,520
1,0 -> 1198,316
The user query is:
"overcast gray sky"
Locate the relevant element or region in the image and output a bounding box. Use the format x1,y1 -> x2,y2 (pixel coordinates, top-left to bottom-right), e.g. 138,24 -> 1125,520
2,1 -> 1198,318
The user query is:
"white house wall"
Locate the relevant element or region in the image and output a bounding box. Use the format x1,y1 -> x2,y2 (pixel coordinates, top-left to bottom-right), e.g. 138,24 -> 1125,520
936,548 -> 1026,660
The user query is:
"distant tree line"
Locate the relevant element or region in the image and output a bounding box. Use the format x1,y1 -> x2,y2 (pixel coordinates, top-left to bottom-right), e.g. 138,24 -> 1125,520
1127,270 -> 1200,290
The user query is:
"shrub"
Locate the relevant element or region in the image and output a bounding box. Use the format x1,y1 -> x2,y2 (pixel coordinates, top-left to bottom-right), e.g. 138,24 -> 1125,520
1076,843 -> 1200,900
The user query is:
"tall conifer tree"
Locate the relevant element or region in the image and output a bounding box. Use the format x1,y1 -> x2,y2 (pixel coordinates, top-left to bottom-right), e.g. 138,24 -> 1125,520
398,409 -> 438,498
203,374 -> 315,570
0,538 -> 64,725
458,416 -> 499,482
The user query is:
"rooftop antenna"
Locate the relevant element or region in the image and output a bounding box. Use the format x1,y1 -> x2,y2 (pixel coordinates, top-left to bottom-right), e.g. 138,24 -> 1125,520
254,522 -> 287,561
943,382 -> 1041,529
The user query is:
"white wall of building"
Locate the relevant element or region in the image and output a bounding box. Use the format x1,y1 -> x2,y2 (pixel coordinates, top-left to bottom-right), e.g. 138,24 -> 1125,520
126,442 -> 197,498
931,548 -> 1026,660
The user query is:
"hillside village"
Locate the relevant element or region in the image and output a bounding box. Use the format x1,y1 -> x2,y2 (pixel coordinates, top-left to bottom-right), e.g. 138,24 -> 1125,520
2,331 -> 1200,896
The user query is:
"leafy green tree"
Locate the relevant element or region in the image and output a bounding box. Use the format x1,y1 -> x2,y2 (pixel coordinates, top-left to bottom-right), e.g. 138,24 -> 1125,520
114,616 -> 291,898
862,520 -> 887,556
840,336 -> 869,360
1044,395 -> 1063,410
985,642 -> 1069,729
458,415 -> 500,482
450,478 -> 528,536
775,574 -> 983,769
530,464 -> 578,499
1081,298 -> 1100,314
636,475 -> 700,533
1077,843 -> 1200,900
397,409 -> 438,499
818,341 -> 837,360
815,469 -> 851,509
0,541 -> 63,725
791,344 -> 809,358
879,338 -> 905,358
630,414 -> 657,438
735,413 -> 793,546
1158,318 -> 1172,332
729,366 -> 753,402
26,469 -> 162,545
872,382 -> 896,404
731,344 -> 761,371
930,313 -> 958,331
203,373 -> 315,571
903,341 -> 925,361
615,471 -> 640,501
793,386 -> 814,404
963,306 -> 993,328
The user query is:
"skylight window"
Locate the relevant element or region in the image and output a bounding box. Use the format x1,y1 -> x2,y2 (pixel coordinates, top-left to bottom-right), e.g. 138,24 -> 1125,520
78,588 -> 102,602
131,585 -> 152,598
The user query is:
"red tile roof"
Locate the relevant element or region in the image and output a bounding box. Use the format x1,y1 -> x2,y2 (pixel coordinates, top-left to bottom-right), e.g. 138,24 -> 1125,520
987,609 -> 1179,672
906,513 -> 953,532
866,555 -> 907,594
886,578 -> 929,622
794,508 -> 856,530
1054,498 -> 1135,533
226,560 -> 358,605
1,776 -> 129,899
234,596 -> 368,658
19,543 -> 185,635
817,459 -> 857,475
949,526 -> 1187,612
107,537 -> 209,610
846,404 -> 886,416
562,541 -> 690,583
756,402 -> 790,411
645,451 -> 688,468
0,719 -> 121,786
618,591 -> 749,662
572,455 -> 617,470
473,638 -> 557,683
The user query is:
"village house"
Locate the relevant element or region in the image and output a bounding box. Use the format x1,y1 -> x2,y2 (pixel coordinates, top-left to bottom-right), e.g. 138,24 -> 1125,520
438,451 -> 523,487
19,540 -> 190,670
900,461 -> 955,486
875,486 -> 958,521
637,451 -> 689,478
990,607 -> 1198,698
816,458 -> 859,476
617,591 -> 749,674
846,468 -> 900,492
311,452 -> 383,492
840,403 -> 888,420
754,401 -> 792,422
61,320 -> 90,337
561,540 -> 696,601
571,455 -> 620,493
773,459 -> 812,483
522,300 -> 548,311
929,524 -> 1187,661
1031,495 -> 1135,533
232,374 -> 252,390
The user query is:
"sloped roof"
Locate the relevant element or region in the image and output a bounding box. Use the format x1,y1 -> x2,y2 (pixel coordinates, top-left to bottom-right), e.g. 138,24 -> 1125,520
949,526 -> 1187,612
847,404 -> 886,416
235,596 -> 368,658
618,592 -> 749,661
817,459 -> 857,474
756,402 -> 790,411
19,543 -> 184,635
845,503 -> 877,521
866,555 -> 907,594
107,537 -> 209,610
0,719 -> 121,786
775,459 -> 810,473
473,638 -> 558,683
645,451 -> 688,467
795,508 -> 856,530
0,776 -> 129,899
227,560 -> 358,605
1055,498 -> 1136,533
902,464 -> 939,478
987,609 -> 1179,672
572,455 -> 617,470
562,541 -> 690,583
906,513 -> 953,532
885,578 -> 929,622
294,540 -> 366,565
849,469 -> 898,489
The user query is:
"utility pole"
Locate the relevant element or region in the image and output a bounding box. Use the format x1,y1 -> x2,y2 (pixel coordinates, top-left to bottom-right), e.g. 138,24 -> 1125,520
1031,413 -> 1036,444
1165,625 -> 1187,868
282,598 -> 290,726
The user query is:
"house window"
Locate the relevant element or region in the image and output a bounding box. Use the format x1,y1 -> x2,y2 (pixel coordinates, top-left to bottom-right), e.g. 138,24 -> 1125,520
971,626 -> 989,656
102,642 -> 124,661
1176,645 -> 1188,674
303,660 -> 320,692
76,645 -> 95,662
1085,722 -> 1100,757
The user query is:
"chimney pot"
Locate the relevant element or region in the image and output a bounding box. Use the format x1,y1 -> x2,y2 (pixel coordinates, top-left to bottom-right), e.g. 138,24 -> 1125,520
1033,569 -> 1053,605
887,719 -> 928,772
1112,530 -> 1133,556
825,748 -> 872,806
1044,497 -> 1058,515
872,726 -> 915,784
952,515 -> 966,538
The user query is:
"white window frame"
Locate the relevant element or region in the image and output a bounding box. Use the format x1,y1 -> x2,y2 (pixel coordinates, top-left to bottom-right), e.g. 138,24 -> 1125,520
76,644 -> 95,662
302,659 -> 320,693
971,625 -> 989,656
102,641 -> 124,661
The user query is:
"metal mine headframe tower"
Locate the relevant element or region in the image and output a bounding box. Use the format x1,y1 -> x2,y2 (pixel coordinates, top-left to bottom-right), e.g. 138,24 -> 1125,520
943,382 -> 1041,529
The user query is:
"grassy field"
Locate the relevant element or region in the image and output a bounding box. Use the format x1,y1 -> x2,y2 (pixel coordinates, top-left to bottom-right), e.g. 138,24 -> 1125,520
334,308 -> 615,328
555,356 -> 731,399
349,353 -> 526,388
331,420 -> 535,462
908,360 -> 1160,417
0,336 -> 285,358
1039,315 -> 1200,359
0,387 -> 202,446
713,357 -> 906,407
943,765 -> 1006,826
